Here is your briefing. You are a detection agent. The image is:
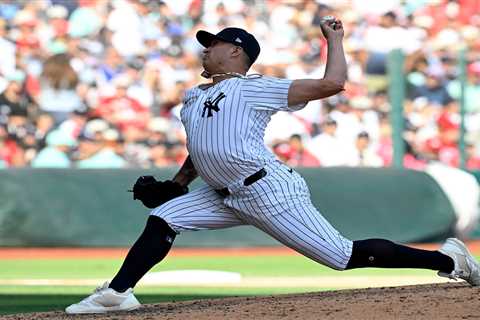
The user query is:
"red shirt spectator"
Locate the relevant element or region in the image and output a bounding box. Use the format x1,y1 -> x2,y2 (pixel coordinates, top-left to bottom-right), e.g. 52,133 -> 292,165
286,134 -> 321,167
378,136 -> 427,169
377,136 -> 392,166
288,149 -> 321,167
424,135 -> 457,156
438,145 -> 460,167
467,144 -> 480,170
0,139 -> 22,166
93,76 -> 150,132
13,11 -> 40,54
403,153 -> 428,170
437,109 -> 460,132
468,156 -> 480,170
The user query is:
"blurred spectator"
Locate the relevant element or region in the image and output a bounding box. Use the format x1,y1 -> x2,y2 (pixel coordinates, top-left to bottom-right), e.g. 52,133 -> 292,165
0,18 -> 16,78
93,74 -> 150,133
448,62 -> 480,113
467,140 -> 480,170
284,134 -> 321,167
31,129 -> 75,168
350,131 -> 383,167
34,112 -> 55,144
0,124 -> 8,167
145,117 -> 172,167
0,70 -> 30,125
307,117 -> 348,166
363,11 -> 409,93
410,71 -> 453,106
330,95 -> 379,144
421,101 -> 461,166
38,53 -> 82,124
57,108 -> 89,140
13,9 -> 41,58
75,128 -> 127,169
68,0 -> 102,39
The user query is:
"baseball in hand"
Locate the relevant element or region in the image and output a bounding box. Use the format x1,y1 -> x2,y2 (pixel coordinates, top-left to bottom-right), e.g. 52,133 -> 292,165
321,15 -> 337,27
321,15 -> 335,23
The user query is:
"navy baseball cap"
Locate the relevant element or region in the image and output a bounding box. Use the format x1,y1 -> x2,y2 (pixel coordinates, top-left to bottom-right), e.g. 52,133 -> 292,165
196,27 -> 261,65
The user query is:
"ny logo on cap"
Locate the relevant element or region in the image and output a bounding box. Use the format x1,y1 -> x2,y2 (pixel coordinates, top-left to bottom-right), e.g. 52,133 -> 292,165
202,92 -> 226,117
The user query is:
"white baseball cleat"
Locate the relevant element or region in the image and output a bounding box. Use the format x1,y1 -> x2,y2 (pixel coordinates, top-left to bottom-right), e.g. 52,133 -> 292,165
65,282 -> 141,314
438,238 -> 480,286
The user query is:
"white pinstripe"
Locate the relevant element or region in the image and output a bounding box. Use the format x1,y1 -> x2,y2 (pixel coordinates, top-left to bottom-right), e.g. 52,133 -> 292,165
152,76 -> 353,270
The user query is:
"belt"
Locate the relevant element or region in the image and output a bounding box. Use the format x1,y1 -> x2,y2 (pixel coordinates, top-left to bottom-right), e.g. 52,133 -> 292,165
215,168 -> 267,197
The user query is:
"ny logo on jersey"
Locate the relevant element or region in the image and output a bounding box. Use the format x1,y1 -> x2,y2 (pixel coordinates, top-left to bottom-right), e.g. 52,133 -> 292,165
202,92 -> 226,118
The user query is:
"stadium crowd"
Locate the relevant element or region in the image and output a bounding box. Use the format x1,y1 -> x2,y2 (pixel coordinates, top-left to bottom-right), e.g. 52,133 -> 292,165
0,0 -> 479,169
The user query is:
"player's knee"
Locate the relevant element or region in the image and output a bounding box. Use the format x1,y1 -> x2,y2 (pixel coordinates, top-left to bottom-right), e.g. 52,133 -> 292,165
311,255 -> 350,271
328,262 -> 348,271
143,215 -> 177,244
320,249 -> 353,271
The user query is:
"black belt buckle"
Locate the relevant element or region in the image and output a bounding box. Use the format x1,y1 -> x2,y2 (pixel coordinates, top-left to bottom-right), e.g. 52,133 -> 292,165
243,168 -> 267,186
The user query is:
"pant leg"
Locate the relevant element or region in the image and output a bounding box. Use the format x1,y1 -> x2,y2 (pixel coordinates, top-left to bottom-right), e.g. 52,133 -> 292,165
150,184 -> 244,233
226,162 -> 353,270
109,185 -> 243,292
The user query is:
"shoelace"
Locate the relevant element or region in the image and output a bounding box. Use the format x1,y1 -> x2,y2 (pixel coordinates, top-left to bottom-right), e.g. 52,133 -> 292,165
94,282 -> 110,293
75,282 -> 111,306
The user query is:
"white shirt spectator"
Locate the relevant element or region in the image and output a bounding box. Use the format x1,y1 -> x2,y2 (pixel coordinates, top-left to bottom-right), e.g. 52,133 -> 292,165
0,36 -> 16,78
264,112 -> 310,147
346,147 -> 383,167
330,106 -> 380,146
107,0 -> 144,56
306,131 -> 353,167
364,25 -> 410,54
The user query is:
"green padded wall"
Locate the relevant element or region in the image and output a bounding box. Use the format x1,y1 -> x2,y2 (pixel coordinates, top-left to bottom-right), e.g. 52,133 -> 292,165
0,167 -> 456,246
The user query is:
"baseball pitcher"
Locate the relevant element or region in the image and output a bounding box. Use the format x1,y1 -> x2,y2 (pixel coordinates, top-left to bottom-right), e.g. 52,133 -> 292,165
66,18 -> 480,314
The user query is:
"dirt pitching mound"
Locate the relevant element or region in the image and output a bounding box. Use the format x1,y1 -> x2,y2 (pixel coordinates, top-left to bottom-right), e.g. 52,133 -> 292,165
4,283 -> 480,320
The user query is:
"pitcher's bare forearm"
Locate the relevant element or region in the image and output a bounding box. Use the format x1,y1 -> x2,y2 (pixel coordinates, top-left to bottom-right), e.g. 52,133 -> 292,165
323,37 -> 347,87
173,155 -> 198,187
287,19 -> 346,106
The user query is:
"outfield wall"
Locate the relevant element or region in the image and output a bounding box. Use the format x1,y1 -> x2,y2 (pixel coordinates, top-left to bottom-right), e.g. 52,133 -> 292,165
0,167 -> 459,247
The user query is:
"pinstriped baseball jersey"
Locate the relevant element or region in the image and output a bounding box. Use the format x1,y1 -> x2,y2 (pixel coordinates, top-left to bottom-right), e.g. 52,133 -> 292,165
151,74 -> 354,270
181,76 -> 303,189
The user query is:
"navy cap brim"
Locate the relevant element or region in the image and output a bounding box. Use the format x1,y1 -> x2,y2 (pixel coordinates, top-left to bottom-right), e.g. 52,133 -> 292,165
196,30 -> 228,47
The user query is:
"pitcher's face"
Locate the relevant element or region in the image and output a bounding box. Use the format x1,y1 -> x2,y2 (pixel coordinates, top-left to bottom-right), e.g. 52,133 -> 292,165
201,39 -> 237,74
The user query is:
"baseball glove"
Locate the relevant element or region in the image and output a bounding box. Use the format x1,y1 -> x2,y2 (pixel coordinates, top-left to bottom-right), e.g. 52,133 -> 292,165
131,176 -> 188,209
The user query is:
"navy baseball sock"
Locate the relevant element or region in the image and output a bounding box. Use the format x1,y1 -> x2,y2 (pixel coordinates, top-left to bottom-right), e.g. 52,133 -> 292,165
345,239 -> 454,273
109,215 -> 177,292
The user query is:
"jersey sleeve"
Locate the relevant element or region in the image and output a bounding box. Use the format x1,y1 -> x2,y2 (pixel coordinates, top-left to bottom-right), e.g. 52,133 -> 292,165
241,76 -> 306,112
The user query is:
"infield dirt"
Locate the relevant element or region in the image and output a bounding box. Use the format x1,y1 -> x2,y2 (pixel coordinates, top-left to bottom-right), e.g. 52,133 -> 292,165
3,282 -> 479,320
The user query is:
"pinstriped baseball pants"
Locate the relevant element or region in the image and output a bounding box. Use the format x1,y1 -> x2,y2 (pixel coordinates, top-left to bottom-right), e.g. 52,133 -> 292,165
151,161 -> 353,270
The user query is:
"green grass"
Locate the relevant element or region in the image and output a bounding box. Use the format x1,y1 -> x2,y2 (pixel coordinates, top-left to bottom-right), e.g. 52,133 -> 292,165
0,255 -> 436,279
0,254 -> 452,315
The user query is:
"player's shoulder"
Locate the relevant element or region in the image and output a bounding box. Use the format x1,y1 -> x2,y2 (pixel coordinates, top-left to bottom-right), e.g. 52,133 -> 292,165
184,86 -> 197,96
240,74 -> 267,88
243,75 -> 289,84
240,75 -> 290,91
182,87 -> 199,105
